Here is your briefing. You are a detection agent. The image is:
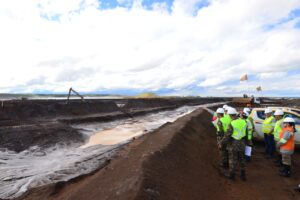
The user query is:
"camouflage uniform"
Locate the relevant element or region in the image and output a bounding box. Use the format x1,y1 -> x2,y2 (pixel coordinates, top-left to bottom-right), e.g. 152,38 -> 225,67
216,119 -> 229,167
221,122 -> 247,180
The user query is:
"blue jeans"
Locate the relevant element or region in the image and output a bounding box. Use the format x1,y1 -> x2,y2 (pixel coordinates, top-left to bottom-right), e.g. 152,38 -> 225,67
264,133 -> 275,157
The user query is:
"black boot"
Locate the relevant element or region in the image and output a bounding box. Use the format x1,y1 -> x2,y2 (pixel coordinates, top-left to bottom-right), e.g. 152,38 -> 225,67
240,170 -> 247,181
280,165 -> 291,177
227,172 -> 235,180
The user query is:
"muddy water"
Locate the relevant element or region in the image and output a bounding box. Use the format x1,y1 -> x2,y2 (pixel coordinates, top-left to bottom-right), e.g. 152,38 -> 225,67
0,103 -> 225,199
81,126 -> 145,147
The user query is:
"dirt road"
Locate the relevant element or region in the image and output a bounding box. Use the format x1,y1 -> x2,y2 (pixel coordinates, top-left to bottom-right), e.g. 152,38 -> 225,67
18,109 -> 300,200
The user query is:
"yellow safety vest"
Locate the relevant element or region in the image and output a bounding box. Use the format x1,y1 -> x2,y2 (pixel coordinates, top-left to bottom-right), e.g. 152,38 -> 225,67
262,116 -> 275,134
274,118 -> 284,141
220,116 -> 232,133
231,119 -> 247,140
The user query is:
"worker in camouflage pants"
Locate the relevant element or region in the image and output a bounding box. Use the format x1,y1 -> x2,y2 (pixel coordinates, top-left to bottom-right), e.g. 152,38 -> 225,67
214,107 -> 231,168
220,107 -> 247,181
227,139 -> 246,180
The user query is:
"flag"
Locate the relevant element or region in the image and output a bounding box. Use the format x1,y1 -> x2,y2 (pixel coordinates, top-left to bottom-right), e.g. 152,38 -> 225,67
240,74 -> 248,81
256,86 -> 262,91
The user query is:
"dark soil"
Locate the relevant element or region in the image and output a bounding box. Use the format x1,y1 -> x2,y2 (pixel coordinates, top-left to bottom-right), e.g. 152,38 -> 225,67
0,98 -> 226,152
0,122 -> 85,153
18,109 -> 300,200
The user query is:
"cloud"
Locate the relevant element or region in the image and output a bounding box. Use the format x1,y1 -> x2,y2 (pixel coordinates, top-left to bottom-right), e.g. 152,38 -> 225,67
0,0 -> 300,96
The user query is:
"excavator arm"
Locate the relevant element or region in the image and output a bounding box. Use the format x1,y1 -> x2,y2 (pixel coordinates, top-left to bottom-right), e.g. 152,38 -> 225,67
67,87 -> 84,103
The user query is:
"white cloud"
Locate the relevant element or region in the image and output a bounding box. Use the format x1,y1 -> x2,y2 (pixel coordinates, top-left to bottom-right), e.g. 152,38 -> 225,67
0,0 -> 300,95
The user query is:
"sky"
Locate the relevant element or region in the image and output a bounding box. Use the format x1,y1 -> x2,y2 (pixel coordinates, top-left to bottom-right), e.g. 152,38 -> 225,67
0,0 -> 300,97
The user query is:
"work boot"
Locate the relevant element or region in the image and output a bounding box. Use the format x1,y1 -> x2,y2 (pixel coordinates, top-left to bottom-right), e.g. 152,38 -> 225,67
240,170 -> 247,181
226,172 -> 235,181
280,165 -> 291,177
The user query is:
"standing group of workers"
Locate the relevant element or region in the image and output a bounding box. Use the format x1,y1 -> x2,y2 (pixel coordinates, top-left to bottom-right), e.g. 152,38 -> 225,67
213,105 -> 297,181
263,108 -> 296,177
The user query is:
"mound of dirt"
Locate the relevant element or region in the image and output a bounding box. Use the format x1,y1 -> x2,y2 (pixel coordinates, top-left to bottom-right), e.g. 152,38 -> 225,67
282,98 -> 300,109
0,100 -> 120,122
135,109 -> 223,200
0,123 -> 85,152
123,99 -> 176,110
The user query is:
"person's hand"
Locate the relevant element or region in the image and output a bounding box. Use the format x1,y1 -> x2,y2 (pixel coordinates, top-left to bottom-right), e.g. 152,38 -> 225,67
276,142 -> 280,149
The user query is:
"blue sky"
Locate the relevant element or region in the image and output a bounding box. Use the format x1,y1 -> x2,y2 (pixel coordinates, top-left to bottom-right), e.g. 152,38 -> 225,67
0,0 -> 300,97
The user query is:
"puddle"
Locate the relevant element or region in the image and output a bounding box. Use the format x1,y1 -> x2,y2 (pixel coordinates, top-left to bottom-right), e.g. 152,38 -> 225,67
0,102 -> 226,199
80,125 -> 146,147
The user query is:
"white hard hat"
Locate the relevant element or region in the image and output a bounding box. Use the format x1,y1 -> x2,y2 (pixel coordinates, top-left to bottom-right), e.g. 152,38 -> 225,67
244,111 -> 250,117
283,117 -> 295,123
264,108 -> 272,114
223,105 -> 228,109
243,108 -> 251,113
216,108 -> 225,114
274,109 -> 284,116
227,107 -> 238,115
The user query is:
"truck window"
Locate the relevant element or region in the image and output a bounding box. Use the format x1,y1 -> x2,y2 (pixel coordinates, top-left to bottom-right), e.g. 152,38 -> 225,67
257,111 -> 266,120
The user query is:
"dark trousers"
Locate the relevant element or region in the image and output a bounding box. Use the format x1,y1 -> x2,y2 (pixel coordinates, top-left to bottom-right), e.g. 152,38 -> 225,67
264,133 -> 275,157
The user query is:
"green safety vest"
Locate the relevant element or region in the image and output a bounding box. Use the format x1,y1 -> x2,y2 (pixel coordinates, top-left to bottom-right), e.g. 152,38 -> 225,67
231,119 -> 247,140
220,116 -> 232,133
274,118 -> 284,141
246,117 -> 253,140
262,116 -> 275,134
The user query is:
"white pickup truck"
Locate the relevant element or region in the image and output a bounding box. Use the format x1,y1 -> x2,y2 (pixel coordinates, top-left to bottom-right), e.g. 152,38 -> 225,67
249,107 -> 300,144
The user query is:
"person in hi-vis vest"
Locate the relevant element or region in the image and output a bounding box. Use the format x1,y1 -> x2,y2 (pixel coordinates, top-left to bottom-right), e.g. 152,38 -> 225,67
220,107 -> 247,181
273,109 -> 284,167
276,117 -> 296,177
262,108 -> 276,159
241,108 -> 254,162
214,108 -> 231,169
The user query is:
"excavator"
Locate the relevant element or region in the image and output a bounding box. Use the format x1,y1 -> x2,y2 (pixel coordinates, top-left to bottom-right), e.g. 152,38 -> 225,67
67,87 -> 84,104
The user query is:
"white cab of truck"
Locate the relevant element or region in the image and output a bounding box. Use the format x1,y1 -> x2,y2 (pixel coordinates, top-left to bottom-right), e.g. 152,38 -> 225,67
250,107 -> 300,144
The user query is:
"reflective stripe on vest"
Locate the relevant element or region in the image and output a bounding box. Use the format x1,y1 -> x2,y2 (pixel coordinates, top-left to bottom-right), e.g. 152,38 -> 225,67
231,119 -> 247,140
262,116 -> 274,134
246,118 -> 253,140
274,118 -> 284,141
220,116 -> 232,133
279,127 -> 295,151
